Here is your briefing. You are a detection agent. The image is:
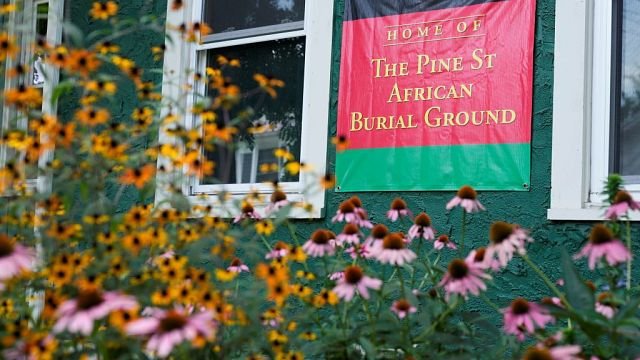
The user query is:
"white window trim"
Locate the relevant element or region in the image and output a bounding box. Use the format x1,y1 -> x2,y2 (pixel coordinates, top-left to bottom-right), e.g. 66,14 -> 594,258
156,1 -> 333,219
549,0 -> 640,221
0,0 -> 64,195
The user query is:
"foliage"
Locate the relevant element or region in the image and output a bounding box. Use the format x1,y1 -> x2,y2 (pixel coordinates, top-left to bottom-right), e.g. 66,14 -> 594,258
0,1 -> 638,359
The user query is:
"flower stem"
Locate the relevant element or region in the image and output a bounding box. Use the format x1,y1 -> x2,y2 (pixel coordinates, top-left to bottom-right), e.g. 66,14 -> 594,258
521,254 -> 574,312
397,265 -> 406,298
479,293 -> 501,313
460,210 -> 467,255
415,298 -> 460,341
626,219 -> 632,291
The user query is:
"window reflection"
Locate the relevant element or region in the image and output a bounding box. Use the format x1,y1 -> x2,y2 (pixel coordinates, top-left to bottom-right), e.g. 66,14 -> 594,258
204,37 -> 305,185
619,0 -> 640,176
203,0 -> 305,34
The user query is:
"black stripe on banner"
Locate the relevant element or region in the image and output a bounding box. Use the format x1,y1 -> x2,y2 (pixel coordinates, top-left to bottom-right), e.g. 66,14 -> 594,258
344,0 -> 509,22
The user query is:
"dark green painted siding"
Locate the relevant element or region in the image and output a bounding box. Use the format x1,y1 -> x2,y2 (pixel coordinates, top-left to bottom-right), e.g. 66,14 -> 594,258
65,0 -> 638,311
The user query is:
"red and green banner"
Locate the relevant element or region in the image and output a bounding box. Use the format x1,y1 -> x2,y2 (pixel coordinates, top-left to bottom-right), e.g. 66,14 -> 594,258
336,0 -> 536,192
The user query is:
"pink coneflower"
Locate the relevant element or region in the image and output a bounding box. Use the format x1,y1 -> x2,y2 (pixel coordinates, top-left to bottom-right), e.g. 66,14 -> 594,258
233,203 -> 261,223
523,345 -> 582,360
265,190 -> 289,214
434,235 -> 457,250
126,308 -> 216,358
485,222 -> 532,268
372,233 -> 416,266
439,258 -> 492,300
386,198 -> 412,222
334,223 -> 361,246
329,271 -> 344,281
53,289 -> 138,335
333,265 -> 382,301
365,224 -> 389,245
348,196 -> 373,228
446,185 -> 485,213
503,298 -> 554,341
0,234 -> 34,281
574,224 -> 631,270
466,247 -> 500,271
595,293 -> 616,319
265,241 -> 289,260
408,213 -> 435,241
302,230 -> 335,257
391,299 -> 417,319
605,190 -> 640,220
332,199 -> 360,223
345,243 -> 373,259
227,257 -> 249,273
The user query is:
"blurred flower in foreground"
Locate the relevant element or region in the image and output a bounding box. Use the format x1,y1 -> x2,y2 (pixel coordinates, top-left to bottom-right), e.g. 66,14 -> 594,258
391,299 -> 417,319
439,258 -> 491,300
333,265 -> 381,301
0,234 -> 34,281
604,190 -> 640,220
502,298 -> 554,341
53,289 -> 138,335
574,224 -> 631,270
127,308 -> 216,358
522,345 -> 582,360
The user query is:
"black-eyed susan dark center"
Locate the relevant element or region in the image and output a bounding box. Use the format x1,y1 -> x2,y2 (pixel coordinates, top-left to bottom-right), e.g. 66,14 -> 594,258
490,222 -> 514,244
344,266 -> 363,284
382,233 -> 405,250
590,224 -> 613,245
448,259 -> 468,279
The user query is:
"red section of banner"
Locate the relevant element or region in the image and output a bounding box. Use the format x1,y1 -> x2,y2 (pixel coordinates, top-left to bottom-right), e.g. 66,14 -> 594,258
337,0 -> 535,149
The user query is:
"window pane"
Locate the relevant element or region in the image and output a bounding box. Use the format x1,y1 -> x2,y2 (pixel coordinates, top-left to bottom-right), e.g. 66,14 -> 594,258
203,0 -> 304,34
204,37 -> 305,185
618,0 -> 640,176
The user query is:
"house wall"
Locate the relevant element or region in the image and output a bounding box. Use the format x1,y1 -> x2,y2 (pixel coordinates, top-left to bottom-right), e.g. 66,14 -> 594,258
62,0 -> 639,307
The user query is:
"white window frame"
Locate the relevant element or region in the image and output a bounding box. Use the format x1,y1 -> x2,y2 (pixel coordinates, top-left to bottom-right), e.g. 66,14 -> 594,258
0,0 -> 64,195
156,0 -> 333,219
549,0 -> 640,221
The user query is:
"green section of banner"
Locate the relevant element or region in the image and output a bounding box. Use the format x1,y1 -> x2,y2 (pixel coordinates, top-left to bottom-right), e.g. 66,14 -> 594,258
335,143 -> 530,192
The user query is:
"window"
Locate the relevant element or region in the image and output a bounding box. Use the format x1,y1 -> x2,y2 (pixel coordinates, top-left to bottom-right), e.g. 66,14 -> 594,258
0,0 -> 64,193
550,0 -> 640,220
158,0 -> 333,218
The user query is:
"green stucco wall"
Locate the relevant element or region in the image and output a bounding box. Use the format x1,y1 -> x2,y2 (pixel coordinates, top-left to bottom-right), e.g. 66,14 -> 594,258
317,0 -> 640,308
63,0 -> 638,311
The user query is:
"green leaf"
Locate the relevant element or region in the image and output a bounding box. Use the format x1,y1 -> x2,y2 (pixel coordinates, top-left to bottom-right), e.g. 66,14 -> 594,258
358,337 -> 377,360
51,81 -> 74,105
613,295 -> 640,324
561,249 -> 594,312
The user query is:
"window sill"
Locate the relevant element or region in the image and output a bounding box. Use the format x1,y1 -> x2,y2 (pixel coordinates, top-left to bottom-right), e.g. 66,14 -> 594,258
547,207 -> 640,221
187,191 -> 324,220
